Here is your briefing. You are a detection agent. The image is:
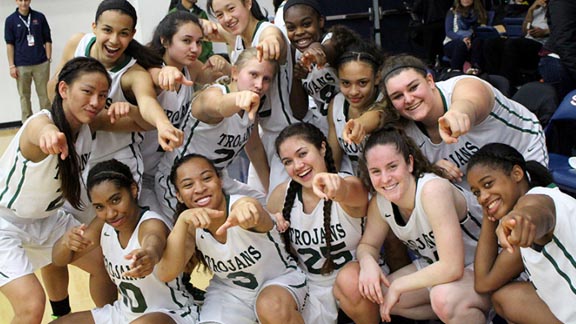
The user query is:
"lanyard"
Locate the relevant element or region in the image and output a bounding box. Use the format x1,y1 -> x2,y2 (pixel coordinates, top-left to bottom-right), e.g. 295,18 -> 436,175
18,14 -> 31,35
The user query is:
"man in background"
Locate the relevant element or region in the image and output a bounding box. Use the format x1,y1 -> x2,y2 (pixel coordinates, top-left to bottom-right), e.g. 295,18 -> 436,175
5,0 -> 52,123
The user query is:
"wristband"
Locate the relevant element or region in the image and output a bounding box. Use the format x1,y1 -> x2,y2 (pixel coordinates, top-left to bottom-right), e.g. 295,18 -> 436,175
9,65 -> 15,68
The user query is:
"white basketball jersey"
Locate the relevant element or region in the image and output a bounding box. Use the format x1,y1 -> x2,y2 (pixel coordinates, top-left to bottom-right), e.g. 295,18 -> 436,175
298,33 -> 339,110
142,66 -> 193,175
405,75 -> 547,191
331,92 -> 361,174
74,33 -> 144,184
155,84 -> 255,217
376,173 -> 481,267
0,110 -> 92,220
100,210 -> 196,317
286,183 -> 364,282
196,195 -> 301,292
519,186 -> 576,323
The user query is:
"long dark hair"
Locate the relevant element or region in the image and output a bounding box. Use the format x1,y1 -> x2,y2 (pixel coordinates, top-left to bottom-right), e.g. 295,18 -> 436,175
361,124 -> 443,192
467,143 -> 553,189
86,159 -> 136,201
149,11 -> 203,59
207,0 -> 268,21
95,0 -> 163,69
51,57 -> 111,209
275,122 -> 337,275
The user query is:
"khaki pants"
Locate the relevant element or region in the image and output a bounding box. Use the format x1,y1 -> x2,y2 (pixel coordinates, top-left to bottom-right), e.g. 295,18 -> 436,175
16,60 -> 51,122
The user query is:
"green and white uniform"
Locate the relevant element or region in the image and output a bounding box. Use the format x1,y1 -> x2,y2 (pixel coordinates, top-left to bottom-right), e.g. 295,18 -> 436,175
299,33 -> 338,136
519,186 -> 576,323
74,33 -> 143,188
405,75 -> 547,191
376,173 -> 482,268
92,209 -> 198,324
0,110 -> 86,286
197,195 -> 308,324
140,65 -> 193,215
285,183 -> 363,324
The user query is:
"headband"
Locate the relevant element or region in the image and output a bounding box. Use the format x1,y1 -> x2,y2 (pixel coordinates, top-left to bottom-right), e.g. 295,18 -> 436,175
382,65 -> 428,82
284,0 -> 322,16
95,0 -> 137,26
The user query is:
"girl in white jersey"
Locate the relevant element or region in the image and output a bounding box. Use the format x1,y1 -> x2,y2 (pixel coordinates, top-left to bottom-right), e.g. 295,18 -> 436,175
283,0 -> 364,136
49,0 -> 184,195
157,154 -> 308,324
327,43 -> 388,175
0,57 -> 132,323
155,48 -> 272,219
204,0 -> 306,194
267,123 -> 367,324
334,126 -> 489,323
52,159 -> 197,324
467,143 -> 573,323
141,11 -> 230,214
381,54 -> 547,191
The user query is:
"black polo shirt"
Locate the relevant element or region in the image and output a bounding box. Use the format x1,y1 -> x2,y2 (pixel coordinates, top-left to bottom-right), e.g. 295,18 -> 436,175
4,8 -> 52,66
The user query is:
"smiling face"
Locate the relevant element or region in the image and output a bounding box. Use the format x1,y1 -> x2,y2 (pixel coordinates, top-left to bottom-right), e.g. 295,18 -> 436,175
174,157 -> 225,210
338,61 -> 380,111
278,136 -> 327,188
92,10 -> 136,67
467,163 -> 525,221
91,180 -> 139,232
60,72 -> 110,131
211,0 -> 251,36
284,4 -> 324,53
164,21 -> 203,68
365,143 -> 414,204
233,57 -> 275,96
385,69 -> 437,122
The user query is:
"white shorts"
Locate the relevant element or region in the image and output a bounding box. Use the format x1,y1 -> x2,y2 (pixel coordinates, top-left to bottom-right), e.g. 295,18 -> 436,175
302,275 -> 339,324
140,173 -> 165,217
91,299 -> 198,324
199,268 -> 308,324
0,208 -> 80,287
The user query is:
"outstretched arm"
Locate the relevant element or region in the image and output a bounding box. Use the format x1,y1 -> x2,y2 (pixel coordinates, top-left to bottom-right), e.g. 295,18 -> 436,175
52,218 -> 104,266
122,65 -> 184,151
192,87 -> 261,124
157,208 -> 223,282
496,193 -> 556,254
474,215 -> 524,294
312,172 -> 368,217
216,197 -> 274,235
438,77 -> 494,144
123,218 -> 169,278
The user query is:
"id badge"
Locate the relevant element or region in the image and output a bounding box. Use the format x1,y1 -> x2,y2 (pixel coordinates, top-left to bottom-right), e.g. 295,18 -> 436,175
27,34 -> 35,46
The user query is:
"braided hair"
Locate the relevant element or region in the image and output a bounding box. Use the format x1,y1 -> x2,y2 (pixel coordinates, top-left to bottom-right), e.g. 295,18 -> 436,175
52,57 -> 111,209
275,122 -> 338,275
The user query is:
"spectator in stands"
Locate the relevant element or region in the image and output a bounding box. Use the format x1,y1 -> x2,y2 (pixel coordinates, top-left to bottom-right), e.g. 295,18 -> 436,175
443,0 -> 487,74
483,0 -> 549,89
538,0 -> 576,100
